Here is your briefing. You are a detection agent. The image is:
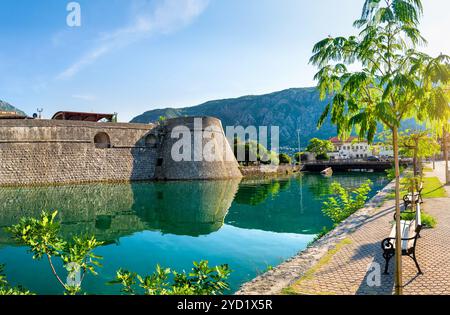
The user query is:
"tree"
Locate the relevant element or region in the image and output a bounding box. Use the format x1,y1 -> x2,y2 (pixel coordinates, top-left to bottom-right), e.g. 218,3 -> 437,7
278,153 -> 292,164
310,0 -> 450,294
399,130 -> 440,176
7,211 -> 103,295
306,138 -> 333,160
294,152 -> 307,163
428,89 -> 450,184
233,138 -> 279,166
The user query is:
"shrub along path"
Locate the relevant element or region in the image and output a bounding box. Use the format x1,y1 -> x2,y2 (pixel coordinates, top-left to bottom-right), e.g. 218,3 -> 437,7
282,162 -> 450,295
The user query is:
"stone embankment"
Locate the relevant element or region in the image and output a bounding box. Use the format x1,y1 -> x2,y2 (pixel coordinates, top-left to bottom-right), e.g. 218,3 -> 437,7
240,165 -> 301,179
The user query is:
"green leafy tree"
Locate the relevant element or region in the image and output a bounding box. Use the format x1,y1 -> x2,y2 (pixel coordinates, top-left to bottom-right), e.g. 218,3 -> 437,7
322,180 -> 373,224
310,0 -> 450,293
6,211 -> 103,295
399,130 -> 440,176
233,138 -> 279,165
427,101 -> 450,183
278,153 -> 292,164
294,152 -> 307,163
110,261 -> 231,295
306,138 -> 333,159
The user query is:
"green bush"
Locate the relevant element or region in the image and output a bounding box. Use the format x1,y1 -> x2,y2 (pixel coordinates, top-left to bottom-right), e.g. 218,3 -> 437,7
401,211 -> 437,228
110,261 -> 231,295
322,180 -> 373,225
385,166 -> 405,181
278,153 -> 292,164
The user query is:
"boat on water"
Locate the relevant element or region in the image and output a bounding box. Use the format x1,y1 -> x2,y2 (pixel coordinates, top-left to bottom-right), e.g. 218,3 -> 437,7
320,167 -> 333,176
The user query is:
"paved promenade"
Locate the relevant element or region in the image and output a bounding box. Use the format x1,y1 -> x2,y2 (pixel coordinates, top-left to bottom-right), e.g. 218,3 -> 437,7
288,162 -> 450,295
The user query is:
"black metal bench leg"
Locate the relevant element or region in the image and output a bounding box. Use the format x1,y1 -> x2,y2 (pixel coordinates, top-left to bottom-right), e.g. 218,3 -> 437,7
411,253 -> 423,275
383,252 -> 392,275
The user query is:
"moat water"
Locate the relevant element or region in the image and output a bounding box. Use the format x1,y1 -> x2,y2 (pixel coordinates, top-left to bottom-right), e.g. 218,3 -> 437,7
0,173 -> 388,294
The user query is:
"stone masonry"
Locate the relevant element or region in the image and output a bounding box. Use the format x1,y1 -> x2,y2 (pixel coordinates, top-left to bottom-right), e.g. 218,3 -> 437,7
0,117 -> 242,186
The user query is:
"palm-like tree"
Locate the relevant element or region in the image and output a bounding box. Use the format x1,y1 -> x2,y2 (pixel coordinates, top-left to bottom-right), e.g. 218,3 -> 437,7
310,0 -> 450,294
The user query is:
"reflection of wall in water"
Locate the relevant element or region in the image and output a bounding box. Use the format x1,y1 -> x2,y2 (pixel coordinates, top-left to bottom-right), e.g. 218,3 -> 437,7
132,180 -> 240,236
0,180 -> 240,243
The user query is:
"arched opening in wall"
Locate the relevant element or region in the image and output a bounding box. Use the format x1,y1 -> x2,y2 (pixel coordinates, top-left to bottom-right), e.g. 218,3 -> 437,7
145,134 -> 158,148
94,132 -> 111,149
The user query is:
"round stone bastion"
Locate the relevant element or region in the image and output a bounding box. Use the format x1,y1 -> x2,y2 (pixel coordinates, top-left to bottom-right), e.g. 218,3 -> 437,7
154,116 -> 242,180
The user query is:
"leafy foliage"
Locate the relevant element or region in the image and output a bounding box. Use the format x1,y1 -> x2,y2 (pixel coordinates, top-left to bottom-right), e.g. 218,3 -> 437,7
385,165 -> 405,180
6,211 -> 103,295
278,153 -> 292,164
233,138 -> 279,165
311,0 -> 449,142
306,138 -> 334,158
322,180 -> 373,224
110,260 -> 231,295
401,211 -> 437,228
0,264 -> 33,295
294,152 -> 308,163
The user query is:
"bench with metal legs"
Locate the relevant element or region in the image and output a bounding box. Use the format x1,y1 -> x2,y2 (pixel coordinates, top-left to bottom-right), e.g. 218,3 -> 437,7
381,203 -> 423,275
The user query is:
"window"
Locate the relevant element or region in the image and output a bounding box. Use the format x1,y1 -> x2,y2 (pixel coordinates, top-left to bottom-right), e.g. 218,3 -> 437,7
157,158 -> 163,166
94,132 -> 111,149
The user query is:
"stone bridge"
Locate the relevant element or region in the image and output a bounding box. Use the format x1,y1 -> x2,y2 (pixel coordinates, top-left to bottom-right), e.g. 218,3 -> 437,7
301,160 -> 410,173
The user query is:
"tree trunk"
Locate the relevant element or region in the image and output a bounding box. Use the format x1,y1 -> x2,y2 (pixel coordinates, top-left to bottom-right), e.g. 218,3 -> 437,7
393,127 -> 403,295
444,127 -> 449,184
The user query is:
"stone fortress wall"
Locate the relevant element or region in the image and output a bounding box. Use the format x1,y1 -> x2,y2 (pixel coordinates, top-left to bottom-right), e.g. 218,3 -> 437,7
0,116 -> 242,186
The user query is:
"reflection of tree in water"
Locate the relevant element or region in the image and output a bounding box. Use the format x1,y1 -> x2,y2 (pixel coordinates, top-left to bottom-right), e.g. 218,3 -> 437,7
234,178 -> 291,206
304,173 -> 389,199
226,176 -> 332,234
303,175 -> 334,198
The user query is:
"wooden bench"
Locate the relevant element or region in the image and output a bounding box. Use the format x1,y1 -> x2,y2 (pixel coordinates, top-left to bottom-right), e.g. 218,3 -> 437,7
403,182 -> 424,210
381,203 -> 423,275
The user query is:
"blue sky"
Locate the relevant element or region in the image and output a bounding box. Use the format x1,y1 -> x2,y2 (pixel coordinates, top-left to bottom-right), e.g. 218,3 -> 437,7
1,0 -> 449,122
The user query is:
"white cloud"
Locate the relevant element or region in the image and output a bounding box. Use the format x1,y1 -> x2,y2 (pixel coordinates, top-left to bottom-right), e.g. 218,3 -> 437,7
57,0 -> 209,80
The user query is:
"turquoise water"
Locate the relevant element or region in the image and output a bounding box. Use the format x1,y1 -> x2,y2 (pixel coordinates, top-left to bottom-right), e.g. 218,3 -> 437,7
0,173 -> 388,294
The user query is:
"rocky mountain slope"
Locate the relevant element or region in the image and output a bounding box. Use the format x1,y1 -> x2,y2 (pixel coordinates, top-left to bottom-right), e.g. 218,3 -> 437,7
131,87 -> 421,148
0,100 -> 26,116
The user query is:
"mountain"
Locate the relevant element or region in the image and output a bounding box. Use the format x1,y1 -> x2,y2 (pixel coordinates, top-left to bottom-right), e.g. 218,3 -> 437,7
131,87 -> 421,148
0,100 -> 26,116
131,88 -> 336,148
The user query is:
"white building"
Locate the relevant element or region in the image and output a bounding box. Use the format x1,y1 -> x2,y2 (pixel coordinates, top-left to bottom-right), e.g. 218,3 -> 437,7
372,143 -> 394,158
328,137 -> 372,160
